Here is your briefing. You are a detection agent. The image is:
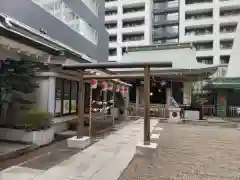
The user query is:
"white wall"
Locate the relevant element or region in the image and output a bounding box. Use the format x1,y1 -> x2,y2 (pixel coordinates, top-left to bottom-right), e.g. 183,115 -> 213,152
121,46 -> 209,69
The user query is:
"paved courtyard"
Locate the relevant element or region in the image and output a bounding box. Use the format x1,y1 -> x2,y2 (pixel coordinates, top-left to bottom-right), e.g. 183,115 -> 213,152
0,118 -> 158,180
120,123 -> 240,180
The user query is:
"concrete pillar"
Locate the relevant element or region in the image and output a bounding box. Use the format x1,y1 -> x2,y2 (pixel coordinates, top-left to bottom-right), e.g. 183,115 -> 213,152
183,81 -> 192,105
36,78 -> 50,112
166,88 -> 172,107
136,87 -> 140,115
48,77 -> 56,114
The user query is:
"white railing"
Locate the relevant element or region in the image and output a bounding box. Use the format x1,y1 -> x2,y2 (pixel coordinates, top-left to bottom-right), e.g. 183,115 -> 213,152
32,0 -> 98,45
228,106 -> 240,117
203,105 -> 215,116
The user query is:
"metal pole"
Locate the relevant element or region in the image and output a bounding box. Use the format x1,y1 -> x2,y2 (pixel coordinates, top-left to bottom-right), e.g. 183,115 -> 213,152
77,71 -> 85,138
103,89 -> 107,120
89,86 -> 93,138
144,66 -> 150,145
112,83 -> 116,125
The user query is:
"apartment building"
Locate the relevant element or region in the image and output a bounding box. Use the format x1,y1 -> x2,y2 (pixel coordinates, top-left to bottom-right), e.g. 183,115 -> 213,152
105,0 -> 153,61
0,0 -> 108,62
152,0 -> 179,45
179,0 -> 240,65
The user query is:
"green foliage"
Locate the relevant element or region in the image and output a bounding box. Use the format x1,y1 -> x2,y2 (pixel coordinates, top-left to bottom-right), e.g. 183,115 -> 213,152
0,58 -> 41,107
22,109 -> 52,131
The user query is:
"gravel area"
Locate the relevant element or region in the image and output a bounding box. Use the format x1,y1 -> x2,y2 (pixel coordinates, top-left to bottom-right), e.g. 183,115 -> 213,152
119,123 -> 240,180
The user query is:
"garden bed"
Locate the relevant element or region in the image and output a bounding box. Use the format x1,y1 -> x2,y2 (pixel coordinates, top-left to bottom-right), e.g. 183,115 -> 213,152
0,127 -> 54,146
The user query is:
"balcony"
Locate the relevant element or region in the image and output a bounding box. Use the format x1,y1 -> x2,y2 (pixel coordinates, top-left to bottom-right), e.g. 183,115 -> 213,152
219,0 -> 240,8
184,1 -> 214,11
220,8 -> 240,18
185,0 -> 213,5
184,27 -> 213,41
122,33 -> 145,46
220,24 -> 237,34
153,31 -> 178,39
220,40 -> 233,50
122,5 -> 145,14
105,22 -> 117,29
153,19 -> 179,27
185,10 -> 213,20
109,48 -> 117,56
194,43 -> 213,51
121,26 -> 145,34
197,56 -> 213,65
105,9 -> 117,16
154,6 -> 179,15
220,55 -> 230,64
185,26 -> 213,35
32,0 -> 98,45
105,0 -> 118,8
109,35 -> 117,43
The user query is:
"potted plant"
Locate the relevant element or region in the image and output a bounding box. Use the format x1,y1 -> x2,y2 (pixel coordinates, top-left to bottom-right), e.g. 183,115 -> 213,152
0,109 -> 54,146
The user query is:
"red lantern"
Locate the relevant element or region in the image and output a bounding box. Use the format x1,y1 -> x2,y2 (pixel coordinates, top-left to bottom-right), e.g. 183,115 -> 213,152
91,79 -> 97,89
101,81 -> 107,91
120,86 -> 124,93
124,86 -> 128,93
108,82 -> 113,91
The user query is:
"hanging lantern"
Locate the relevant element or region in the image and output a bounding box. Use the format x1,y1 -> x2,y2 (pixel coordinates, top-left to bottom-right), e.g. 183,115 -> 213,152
108,82 -> 113,91
101,81 -> 107,91
124,86 -> 128,93
91,79 -> 98,89
120,86 -> 124,93
116,84 -> 120,92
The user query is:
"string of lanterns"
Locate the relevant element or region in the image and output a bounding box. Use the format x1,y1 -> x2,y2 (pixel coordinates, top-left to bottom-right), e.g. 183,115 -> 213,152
90,79 -> 129,113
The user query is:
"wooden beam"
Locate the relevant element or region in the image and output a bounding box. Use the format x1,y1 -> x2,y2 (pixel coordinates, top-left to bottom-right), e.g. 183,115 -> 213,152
83,74 -> 145,80
63,62 -> 172,70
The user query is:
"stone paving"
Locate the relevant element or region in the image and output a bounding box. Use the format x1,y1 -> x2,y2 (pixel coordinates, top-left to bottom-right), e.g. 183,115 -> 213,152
119,123 -> 240,180
0,118 -> 158,180
0,142 -> 30,158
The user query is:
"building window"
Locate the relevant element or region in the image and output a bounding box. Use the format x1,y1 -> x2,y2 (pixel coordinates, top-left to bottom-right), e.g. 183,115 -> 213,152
54,78 -> 79,117
63,80 -> 71,115
55,78 -> 63,117
71,82 -> 78,113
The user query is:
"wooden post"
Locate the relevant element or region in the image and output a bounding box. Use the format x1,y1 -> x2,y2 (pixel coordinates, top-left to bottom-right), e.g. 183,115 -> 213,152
144,66 -> 150,145
136,86 -> 140,116
77,71 -> 85,138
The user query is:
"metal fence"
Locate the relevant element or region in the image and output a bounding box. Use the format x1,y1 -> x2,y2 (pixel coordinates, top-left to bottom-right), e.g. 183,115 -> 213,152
128,103 -> 168,118
228,106 -> 240,117
128,103 -> 218,118
203,105 -> 215,117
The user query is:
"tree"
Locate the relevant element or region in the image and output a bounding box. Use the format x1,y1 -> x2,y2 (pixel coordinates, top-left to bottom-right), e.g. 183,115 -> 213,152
0,58 -> 41,125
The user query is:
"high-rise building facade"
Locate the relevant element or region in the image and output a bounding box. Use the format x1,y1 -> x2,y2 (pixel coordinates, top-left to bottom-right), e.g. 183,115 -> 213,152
152,0 -> 179,45
105,0 -> 240,66
179,0 -> 240,65
105,0 -> 153,61
0,0 -> 109,62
